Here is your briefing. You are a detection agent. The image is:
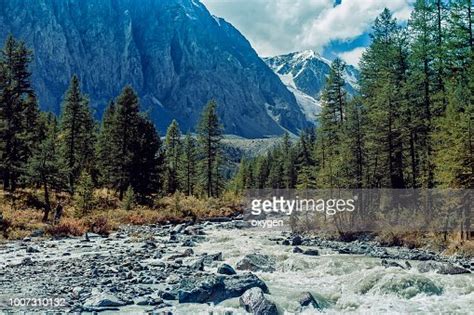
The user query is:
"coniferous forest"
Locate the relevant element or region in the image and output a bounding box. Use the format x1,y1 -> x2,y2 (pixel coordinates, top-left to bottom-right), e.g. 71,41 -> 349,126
0,3 -> 472,241
0,34 -> 229,233
235,4 -> 472,192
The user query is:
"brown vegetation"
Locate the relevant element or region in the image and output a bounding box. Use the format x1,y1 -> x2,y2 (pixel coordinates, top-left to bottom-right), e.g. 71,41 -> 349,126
0,189 -> 242,240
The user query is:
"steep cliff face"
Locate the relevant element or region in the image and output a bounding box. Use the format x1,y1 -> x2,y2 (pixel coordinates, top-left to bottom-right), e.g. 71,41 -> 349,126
0,0 -> 308,138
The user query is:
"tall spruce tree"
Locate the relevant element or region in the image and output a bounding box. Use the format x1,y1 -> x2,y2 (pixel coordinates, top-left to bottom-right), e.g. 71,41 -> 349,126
165,120 -> 182,194
96,101 -> 116,186
180,133 -> 197,196
26,114 -> 65,221
59,75 -> 95,194
130,116 -> 162,199
360,9 -> 408,188
101,86 -> 161,200
315,59 -> 348,188
197,100 -> 223,197
0,35 -> 40,191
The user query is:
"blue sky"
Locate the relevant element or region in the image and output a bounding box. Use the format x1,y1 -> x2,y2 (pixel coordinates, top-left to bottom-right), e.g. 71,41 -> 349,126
201,0 -> 414,66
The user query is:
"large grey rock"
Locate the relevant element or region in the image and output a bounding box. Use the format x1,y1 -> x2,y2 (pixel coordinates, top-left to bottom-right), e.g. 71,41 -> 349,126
298,292 -> 320,310
83,292 -> 129,309
291,235 -> 303,246
239,287 -> 278,315
218,263 -> 237,275
417,262 -> 470,275
0,0 -> 308,138
381,259 -> 406,269
236,254 -> 276,272
176,273 -> 268,304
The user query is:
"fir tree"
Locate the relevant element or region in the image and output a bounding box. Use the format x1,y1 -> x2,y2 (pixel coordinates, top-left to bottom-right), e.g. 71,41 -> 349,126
26,114 -> 66,221
130,116 -> 162,199
360,9 -> 407,188
96,101 -> 116,186
197,100 -> 223,197
165,120 -> 182,194
58,75 -> 96,194
102,86 -> 162,200
0,35 -> 40,191
180,133 -> 197,196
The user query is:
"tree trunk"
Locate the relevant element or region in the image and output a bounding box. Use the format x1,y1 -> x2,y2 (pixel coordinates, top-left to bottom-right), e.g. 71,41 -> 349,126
42,177 -> 51,222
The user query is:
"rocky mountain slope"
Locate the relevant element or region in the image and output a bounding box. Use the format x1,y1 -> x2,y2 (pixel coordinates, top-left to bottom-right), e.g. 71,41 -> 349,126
0,0 -> 308,138
265,50 -> 360,122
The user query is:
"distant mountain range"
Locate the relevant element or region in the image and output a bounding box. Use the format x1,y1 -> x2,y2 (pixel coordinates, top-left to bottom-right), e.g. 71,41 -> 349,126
0,0 -> 359,138
265,50 -> 360,122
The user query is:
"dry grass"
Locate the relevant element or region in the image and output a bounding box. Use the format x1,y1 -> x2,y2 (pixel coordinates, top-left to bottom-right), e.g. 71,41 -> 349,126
0,189 -> 243,240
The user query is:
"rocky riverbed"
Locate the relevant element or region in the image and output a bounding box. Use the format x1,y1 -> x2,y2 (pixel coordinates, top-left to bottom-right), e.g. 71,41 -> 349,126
0,220 -> 473,314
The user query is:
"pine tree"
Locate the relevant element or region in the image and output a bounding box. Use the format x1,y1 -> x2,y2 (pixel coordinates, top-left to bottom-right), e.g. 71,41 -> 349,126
26,114 -> 66,221
315,58 -> 349,188
102,86 -> 162,200
130,116 -> 162,199
197,100 -> 223,197
107,86 -> 141,199
58,75 -> 96,194
165,120 -> 182,194
0,35 -> 40,191
433,60 -> 473,189
96,101 -> 116,186
180,133 -> 197,195
360,9 -> 408,188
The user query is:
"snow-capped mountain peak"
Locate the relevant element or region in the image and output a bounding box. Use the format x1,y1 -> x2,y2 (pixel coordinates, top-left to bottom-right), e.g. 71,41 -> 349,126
264,50 -> 360,122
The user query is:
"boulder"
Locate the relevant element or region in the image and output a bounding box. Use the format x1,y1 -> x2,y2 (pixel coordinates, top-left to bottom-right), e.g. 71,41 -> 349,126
236,254 -> 276,272
218,263 -> 237,275
83,292 -> 130,310
293,247 -> 303,253
26,246 -> 40,253
381,259 -> 405,269
172,224 -> 186,234
176,273 -> 268,304
303,249 -> 319,256
298,292 -> 320,310
417,261 -> 470,275
202,252 -> 223,265
182,239 -> 195,247
291,235 -> 303,246
239,287 -> 278,315
135,296 -> 163,306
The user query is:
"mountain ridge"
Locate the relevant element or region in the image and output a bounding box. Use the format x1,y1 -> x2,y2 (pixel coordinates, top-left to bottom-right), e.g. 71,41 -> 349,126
0,0 -> 309,138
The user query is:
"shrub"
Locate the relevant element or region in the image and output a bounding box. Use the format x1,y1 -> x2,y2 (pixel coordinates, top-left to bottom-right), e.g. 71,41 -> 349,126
74,172 -> 95,215
87,216 -> 115,236
122,186 -> 135,211
46,218 -> 86,237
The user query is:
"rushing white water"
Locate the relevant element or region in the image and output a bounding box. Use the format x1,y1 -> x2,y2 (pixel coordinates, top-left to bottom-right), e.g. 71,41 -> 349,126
174,225 -> 474,315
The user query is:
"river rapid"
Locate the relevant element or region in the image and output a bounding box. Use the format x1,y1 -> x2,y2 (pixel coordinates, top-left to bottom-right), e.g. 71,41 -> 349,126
175,224 -> 474,315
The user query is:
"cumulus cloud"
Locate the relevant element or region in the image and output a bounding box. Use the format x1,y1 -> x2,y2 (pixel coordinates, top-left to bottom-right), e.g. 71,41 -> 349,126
201,0 -> 413,57
339,46 -> 366,67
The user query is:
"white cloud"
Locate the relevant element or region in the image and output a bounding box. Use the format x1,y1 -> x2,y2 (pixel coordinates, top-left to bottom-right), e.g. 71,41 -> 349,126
299,0 -> 412,47
339,46 -> 365,67
201,0 -> 413,57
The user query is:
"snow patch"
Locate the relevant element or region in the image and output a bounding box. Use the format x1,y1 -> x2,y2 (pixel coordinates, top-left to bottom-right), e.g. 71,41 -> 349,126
290,87 -> 321,122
